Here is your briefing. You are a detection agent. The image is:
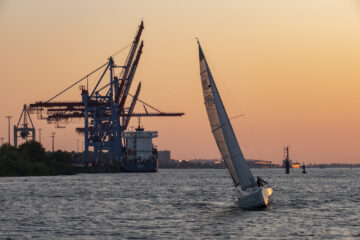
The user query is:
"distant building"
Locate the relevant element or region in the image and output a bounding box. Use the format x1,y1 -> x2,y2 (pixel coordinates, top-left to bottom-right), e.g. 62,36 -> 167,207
158,150 -> 171,168
292,163 -> 301,168
246,159 -> 278,168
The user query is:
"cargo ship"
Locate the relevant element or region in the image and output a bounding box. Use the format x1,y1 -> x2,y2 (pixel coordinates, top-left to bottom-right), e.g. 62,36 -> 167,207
121,126 -> 158,172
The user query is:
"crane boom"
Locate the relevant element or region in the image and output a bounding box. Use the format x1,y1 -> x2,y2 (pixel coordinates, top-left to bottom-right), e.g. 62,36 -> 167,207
118,41 -> 143,113
115,21 -> 144,103
124,82 -> 141,129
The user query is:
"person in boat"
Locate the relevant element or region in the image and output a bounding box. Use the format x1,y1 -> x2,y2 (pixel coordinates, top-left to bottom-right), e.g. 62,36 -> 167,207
256,176 -> 268,187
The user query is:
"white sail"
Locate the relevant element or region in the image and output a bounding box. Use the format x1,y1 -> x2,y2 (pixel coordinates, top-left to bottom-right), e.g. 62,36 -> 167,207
198,42 -> 257,191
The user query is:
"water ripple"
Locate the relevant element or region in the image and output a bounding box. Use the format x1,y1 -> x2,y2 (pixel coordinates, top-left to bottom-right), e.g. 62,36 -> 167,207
0,168 -> 359,239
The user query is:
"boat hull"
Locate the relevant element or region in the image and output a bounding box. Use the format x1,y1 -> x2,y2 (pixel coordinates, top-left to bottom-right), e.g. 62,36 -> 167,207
237,187 -> 273,209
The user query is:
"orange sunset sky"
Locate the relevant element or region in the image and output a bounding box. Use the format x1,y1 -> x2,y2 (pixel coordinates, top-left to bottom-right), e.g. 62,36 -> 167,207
1,0 -> 360,164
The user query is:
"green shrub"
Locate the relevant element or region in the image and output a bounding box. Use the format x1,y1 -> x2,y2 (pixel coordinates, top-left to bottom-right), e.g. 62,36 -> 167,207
0,141 -> 74,177
18,141 -> 46,162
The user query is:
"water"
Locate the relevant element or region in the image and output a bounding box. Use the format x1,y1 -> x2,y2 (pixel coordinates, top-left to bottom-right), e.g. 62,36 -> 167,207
0,168 -> 359,239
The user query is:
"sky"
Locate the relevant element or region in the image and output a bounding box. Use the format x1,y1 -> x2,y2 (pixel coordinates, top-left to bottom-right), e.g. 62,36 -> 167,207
1,0 -> 360,164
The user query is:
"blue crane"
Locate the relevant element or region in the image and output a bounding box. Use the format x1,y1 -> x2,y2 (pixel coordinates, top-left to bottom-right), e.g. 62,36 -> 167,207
29,21 -> 184,166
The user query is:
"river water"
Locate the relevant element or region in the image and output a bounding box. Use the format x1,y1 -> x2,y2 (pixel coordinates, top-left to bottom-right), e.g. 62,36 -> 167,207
0,168 -> 359,239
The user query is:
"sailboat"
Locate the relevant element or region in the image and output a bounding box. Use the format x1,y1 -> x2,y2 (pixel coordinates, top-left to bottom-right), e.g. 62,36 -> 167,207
197,41 -> 273,209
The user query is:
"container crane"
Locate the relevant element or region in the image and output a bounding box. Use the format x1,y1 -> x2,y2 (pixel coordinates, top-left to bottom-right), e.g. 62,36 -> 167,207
14,105 -> 36,147
28,21 -> 184,166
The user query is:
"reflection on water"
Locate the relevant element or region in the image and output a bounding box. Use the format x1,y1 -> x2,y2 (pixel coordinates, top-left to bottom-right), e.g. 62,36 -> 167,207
0,168 -> 359,239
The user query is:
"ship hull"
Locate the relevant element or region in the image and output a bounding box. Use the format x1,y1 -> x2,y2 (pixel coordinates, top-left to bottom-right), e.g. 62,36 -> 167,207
121,159 -> 157,172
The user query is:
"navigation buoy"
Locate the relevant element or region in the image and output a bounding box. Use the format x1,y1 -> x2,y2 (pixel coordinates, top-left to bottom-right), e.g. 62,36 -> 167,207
302,163 -> 306,174
284,146 -> 290,174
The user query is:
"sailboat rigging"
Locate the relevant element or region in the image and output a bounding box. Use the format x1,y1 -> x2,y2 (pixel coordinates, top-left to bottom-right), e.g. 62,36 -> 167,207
197,40 -> 273,209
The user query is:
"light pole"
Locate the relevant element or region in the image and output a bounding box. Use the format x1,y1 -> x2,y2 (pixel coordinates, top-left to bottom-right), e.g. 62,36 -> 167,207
5,116 -> 12,145
38,128 -> 42,144
77,139 -> 79,153
51,132 -> 55,152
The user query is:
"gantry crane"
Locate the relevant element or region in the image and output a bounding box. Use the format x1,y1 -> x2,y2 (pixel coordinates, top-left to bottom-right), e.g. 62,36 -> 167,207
14,105 -> 36,147
28,21 -> 184,165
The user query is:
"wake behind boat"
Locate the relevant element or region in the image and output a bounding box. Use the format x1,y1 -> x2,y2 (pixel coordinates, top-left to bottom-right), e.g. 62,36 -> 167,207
197,41 -> 273,209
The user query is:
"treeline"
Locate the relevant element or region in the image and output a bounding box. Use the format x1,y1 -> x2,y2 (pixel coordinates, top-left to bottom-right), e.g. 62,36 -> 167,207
0,141 -> 74,177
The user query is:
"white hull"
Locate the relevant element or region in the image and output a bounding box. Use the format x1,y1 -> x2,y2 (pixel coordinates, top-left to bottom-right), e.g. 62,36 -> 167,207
237,187 -> 273,209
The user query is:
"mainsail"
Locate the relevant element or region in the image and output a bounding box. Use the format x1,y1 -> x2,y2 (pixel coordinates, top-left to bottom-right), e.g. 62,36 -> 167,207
198,41 -> 257,191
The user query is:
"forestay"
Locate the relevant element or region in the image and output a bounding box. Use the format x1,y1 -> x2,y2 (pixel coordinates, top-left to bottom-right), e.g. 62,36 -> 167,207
198,42 -> 256,191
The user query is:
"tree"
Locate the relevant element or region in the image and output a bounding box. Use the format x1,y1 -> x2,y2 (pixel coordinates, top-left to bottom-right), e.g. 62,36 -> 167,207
18,141 -> 46,162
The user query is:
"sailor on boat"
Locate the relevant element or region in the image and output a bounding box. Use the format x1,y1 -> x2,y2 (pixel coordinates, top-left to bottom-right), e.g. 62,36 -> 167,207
256,176 -> 268,187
